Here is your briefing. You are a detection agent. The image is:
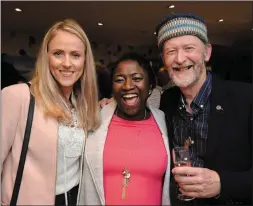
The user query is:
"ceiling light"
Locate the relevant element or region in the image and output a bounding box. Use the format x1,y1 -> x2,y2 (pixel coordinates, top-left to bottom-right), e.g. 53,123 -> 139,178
154,32 -> 156,35
218,19 -> 224,22
98,22 -> 103,26
169,5 -> 175,9
15,8 -> 22,12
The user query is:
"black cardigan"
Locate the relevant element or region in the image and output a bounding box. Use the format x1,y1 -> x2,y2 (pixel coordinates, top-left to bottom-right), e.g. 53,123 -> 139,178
160,74 -> 252,205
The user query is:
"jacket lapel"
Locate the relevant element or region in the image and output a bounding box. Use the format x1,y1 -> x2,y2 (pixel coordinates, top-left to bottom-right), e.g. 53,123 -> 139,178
162,87 -> 181,154
147,104 -> 171,205
85,101 -> 117,205
162,76 -> 228,160
205,75 -> 228,159
148,104 -> 168,137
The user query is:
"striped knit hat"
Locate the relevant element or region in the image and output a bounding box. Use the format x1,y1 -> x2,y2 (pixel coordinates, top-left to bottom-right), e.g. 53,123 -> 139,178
156,13 -> 208,51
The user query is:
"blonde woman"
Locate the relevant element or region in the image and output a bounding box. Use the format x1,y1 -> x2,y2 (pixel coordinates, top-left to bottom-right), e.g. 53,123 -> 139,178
1,19 -> 100,205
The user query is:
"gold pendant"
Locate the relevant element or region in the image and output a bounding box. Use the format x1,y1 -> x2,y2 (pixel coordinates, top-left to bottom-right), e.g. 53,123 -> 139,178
122,169 -> 131,178
122,169 -> 131,199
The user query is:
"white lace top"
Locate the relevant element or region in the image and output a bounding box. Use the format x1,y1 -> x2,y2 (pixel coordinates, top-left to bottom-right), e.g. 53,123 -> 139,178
56,108 -> 85,195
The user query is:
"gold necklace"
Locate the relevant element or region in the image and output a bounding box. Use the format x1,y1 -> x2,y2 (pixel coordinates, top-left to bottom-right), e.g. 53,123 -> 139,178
121,129 -> 142,200
115,107 -> 147,199
122,168 -> 131,199
117,128 -> 143,200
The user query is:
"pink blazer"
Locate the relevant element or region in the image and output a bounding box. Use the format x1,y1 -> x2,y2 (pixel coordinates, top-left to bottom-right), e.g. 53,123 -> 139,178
1,83 -> 59,205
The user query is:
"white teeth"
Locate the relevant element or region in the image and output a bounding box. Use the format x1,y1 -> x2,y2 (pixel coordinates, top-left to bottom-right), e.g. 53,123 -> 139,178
61,71 -> 73,73
173,66 -> 192,71
60,71 -> 74,76
123,94 -> 137,98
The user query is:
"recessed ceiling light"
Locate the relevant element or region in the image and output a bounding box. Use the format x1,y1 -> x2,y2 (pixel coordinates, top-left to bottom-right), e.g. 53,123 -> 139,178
98,22 -> 103,26
218,19 -> 224,22
15,8 -> 22,12
169,5 -> 175,9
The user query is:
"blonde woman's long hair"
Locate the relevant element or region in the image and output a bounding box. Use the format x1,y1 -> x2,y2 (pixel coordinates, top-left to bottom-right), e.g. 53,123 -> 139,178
30,19 -> 100,132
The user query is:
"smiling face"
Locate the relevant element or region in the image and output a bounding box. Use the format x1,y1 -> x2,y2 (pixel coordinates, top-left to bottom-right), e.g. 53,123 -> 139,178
162,35 -> 211,88
48,30 -> 85,96
113,60 -> 150,119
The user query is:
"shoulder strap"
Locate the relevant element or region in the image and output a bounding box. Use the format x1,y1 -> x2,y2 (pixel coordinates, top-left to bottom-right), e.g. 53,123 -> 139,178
10,82 -> 35,206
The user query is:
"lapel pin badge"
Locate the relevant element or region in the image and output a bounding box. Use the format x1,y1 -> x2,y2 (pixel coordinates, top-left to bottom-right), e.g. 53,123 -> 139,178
216,105 -> 223,111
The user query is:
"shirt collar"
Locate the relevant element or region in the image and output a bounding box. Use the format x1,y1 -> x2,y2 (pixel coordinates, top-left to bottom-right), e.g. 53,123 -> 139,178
179,71 -> 212,111
192,71 -> 212,109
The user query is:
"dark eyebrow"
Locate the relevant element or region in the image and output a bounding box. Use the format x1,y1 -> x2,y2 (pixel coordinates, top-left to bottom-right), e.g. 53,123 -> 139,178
131,72 -> 143,76
114,74 -> 124,78
114,72 -> 144,77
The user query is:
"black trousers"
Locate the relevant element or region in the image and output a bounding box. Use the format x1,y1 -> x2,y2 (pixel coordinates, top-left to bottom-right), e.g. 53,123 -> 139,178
55,185 -> 79,206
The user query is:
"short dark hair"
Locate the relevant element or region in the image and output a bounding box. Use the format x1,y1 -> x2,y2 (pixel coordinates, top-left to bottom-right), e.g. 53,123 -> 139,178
112,53 -> 156,90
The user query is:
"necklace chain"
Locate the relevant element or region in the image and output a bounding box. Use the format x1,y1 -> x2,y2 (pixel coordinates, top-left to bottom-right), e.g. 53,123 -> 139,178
114,107 -> 146,199
118,127 -> 142,200
115,107 -> 147,120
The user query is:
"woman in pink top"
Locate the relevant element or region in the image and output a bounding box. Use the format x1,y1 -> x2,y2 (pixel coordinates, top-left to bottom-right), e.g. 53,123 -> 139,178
79,53 -> 171,205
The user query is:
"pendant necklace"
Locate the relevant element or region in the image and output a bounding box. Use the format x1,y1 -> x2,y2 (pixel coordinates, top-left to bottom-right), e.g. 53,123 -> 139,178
115,107 -> 147,200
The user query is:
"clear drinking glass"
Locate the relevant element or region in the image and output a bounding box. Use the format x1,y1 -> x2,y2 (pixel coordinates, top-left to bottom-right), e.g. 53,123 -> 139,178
172,147 -> 195,201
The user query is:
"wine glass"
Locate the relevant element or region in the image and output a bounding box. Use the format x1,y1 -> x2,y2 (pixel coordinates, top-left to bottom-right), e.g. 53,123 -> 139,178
172,147 -> 195,201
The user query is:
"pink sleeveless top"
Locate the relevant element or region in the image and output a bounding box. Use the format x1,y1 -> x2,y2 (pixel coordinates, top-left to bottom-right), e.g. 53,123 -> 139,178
103,114 -> 168,205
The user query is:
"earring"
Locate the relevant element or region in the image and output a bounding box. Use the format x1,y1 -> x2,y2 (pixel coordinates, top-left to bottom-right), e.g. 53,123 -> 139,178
148,90 -> 152,95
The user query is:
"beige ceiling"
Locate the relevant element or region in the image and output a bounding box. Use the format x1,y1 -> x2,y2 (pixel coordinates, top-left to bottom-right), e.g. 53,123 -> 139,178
1,1 -> 252,46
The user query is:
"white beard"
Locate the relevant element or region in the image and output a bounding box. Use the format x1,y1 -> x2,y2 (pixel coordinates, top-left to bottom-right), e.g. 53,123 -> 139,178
169,64 -> 204,88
